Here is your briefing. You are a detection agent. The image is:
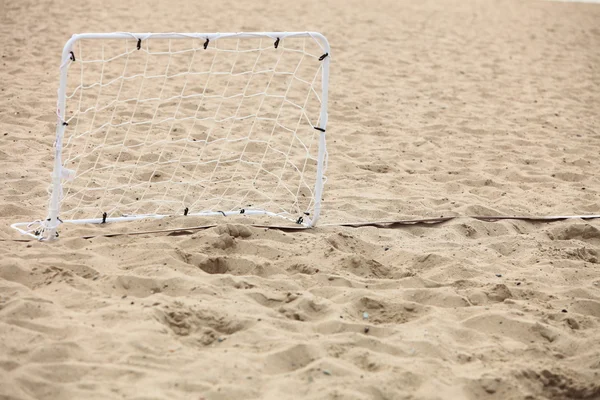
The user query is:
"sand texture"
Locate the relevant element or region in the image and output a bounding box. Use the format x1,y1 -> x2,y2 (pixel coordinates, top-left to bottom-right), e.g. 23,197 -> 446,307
1,0 -> 600,399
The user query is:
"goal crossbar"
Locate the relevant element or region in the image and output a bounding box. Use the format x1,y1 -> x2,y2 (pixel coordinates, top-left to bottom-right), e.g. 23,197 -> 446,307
12,32 -> 330,239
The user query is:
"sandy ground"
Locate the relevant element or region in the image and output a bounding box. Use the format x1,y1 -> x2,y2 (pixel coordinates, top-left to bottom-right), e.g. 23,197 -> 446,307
1,0 -> 600,399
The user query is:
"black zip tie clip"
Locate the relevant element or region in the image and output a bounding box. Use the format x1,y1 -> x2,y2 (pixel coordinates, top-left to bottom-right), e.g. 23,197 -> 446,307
203,38 -> 209,50
62,122 -> 69,126
137,38 -> 141,50
318,53 -> 329,61
218,211 -> 226,217
184,207 -> 189,216
69,51 -> 75,62
274,37 -> 280,49
240,209 -> 245,214
101,212 -> 107,224
297,212 -> 309,224
314,126 -> 325,132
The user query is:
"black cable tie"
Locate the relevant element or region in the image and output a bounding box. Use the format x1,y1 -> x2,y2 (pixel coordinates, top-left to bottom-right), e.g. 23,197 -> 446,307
240,209 -> 245,214
69,51 -> 75,62
62,122 -> 69,126
274,37 -> 280,49
101,212 -> 107,224
137,38 -> 141,50
296,216 -> 304,224
203,38 -> 209,50
184,207 -> 189,216
218,211 -> 226,217
314,126 -> 325,132
318,53 -> 329,61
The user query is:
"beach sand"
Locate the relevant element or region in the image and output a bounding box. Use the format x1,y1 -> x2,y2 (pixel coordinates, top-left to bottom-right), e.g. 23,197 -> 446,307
1,0 -> 600,398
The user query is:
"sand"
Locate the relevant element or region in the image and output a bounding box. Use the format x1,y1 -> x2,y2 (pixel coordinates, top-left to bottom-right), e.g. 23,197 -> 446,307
1,0 -> 600,399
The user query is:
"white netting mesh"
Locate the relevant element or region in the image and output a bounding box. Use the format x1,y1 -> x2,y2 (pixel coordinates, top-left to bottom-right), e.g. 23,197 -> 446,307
55,33 -> 327,226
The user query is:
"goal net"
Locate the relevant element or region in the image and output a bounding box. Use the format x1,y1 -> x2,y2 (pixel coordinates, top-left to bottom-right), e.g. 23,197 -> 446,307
13,32 -> 330,239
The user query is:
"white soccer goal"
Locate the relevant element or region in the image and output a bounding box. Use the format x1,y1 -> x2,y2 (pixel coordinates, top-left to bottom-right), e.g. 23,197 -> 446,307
12,32 -> 330,239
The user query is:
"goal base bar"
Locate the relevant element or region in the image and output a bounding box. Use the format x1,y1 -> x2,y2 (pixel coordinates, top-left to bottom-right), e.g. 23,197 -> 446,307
11,209 -> 311,240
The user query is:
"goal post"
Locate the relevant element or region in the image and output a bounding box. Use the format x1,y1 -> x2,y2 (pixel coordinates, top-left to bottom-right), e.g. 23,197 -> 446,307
12,32 -> 330,239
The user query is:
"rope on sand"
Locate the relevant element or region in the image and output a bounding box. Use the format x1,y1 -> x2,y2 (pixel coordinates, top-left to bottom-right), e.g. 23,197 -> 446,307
2,214 -> 600,242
